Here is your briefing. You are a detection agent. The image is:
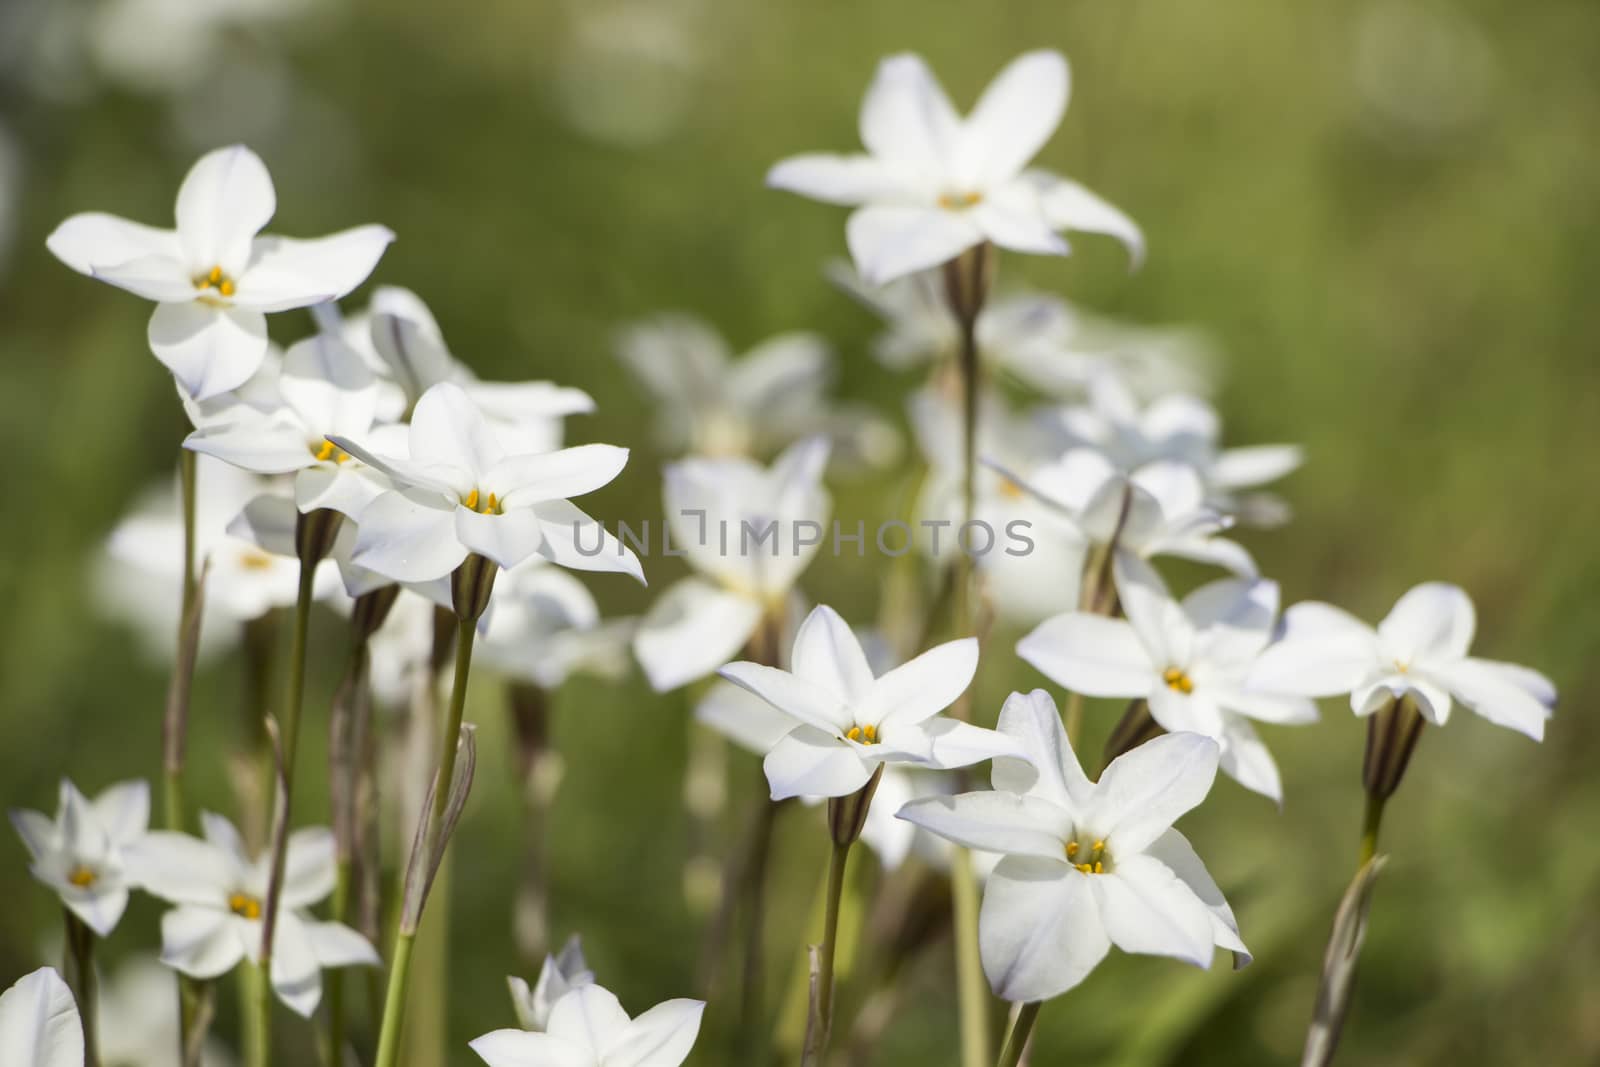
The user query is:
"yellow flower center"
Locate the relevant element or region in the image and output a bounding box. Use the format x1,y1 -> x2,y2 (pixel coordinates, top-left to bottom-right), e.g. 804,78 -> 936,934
194,265 -> 237,298
1065,838 -> 1109,875
845,724 -> 879,745
228,891 -> 263,920
314,439 -> 351,464
462,488 -> 501,514
1162,666 -> 1195,695
938,191 -> 984,211
67,865 -> 98,889
238,550 -> 275,571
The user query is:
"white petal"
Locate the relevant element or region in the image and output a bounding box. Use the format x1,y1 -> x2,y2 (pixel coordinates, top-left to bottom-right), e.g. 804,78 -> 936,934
349,490 -> 468,584
529,499 -> 645,583
1354,676 -> 1453,725
861,637 -> 978,727
897,790 -> 1071,859
46,211 -> 181,277
160,905 -> 246,979
0,967 -> 84,1067
1378,583 -> 1476,663
846,205 -> 983,286
922,718 -> 1031,771
233,225 -> 395,312
1215,718 -> 1283,802
295,465 -> 386,519
491,444 -> 630,507
1111,553 -> 1187,667
718,662 -> 851,736
470,1030 -> 591,1067
1088,732 -> 1219,853
1146,829 -> 1249,963
980,856 -> 1110,1002
1246,602 -> 1380,697
1426,658 -> 1554,741
278,332 -> 377,437
65,886 -> 130,939
1214,684 -> 1319,726
185,418 -> 313,474
1017,613 -> 1152,697
970,182 -> 1070,257
305,921 -> 380,969
606,999 -> 706,1067
175,145 -> 276,276
149,301 -> 269,401
90,253 -> 197,303
762,725 -> 876,801
278,827 -> 337,909
858,53 -> 961,172
991,689 -> 1094,816
766,154 -> 908,206
1025,171 -> 1145,266
124,832 -> 233,907
267,913 -> 323,1017
89,779 -> 150,845
227,491 -> 300,557
727,331 -> 833,414
456,507 -> 545,572
409,381 -> 503,480
695,681 -> 800,756
549,984 -> 631,1055
633,578 -> 762,692
1211,445 -> 1304,490
9,810 -> 58,861
790,604 -> 876,704
959,50 -> 1069,186
1091,854 -> 1216,967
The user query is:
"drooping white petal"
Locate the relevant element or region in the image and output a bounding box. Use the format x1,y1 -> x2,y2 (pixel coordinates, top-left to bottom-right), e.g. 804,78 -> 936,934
491,444 -> 630,507
897,791 -> 1071,860
528,499 -> 646,583
304,920 -> 380,969
1017,613 -> 1153,697
991,689 -> 1095,816
232,226 -> 395,312
267,912 -> 324,1017
1246,602 -> 1380,697
1424,658 -> 1554,741
861,637 -> 978,728
633,578 -> 763,692
409,381 -> 504,482
1090,854 -> 1217,967
159,906 -> 246,979
1146,829 -> 1250,963
470,1029 -> 591,1067
790,604 -> 876,704
348,490 -> 468,584
185,417 -> 314,474
846,204 -> 983,286
548,983 -> 632,1055
718,662 -> 851,736
858,53 -> 961,173
1216,717 -> 1284,803
1025,170 -> 1145,266
959,50 -> 1069,186
766,154 -> 909,206
456,507 -> 547,572
124,832 -> 233,907
148,301 -> 270,401
980,856 -> 1110,1002
605,999 -> 706,1067
1354,674 -> 1454,724
1088,732 -> 1219,853
762,725 -> 876,801
174,145 -> 276,277
1378,582 -> 1476,664
0,967 -> 84,1067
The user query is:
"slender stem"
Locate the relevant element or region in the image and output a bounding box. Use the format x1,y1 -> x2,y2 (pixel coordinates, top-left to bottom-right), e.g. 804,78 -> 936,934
242,963 -> 269,1067
1358,792 -> 1386,868
373,933 -> 416,1067
803,840 -> 853,1067
63,911 -> 99,1067
996,1002 -> 1041,1067
432,617 -> 477,831
736,798 -> 781,1065
165,448 -> 199,832
951,849 -> 990,1067
327,862 -> 352,1064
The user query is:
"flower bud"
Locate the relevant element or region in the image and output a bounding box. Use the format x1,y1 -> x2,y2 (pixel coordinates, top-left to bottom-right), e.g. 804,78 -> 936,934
350,584 -> 401,643
451,552 -> 499,622
294,507 -> 343,566
1362,692 -> 1426,801
827,764 -> 886,848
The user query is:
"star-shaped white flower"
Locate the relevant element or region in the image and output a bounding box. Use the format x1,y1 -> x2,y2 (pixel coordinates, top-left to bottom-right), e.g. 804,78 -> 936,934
0,967 -> 82,1067
899,690 -> 1247,1003
718,605 -> 1021,800
507,935 -> 595,1033
46,145 -> 393,400
10,779 -> 149,937
1018,557 -> 1316,801
768,51 -> 1141,285
471,983 -> 704,1067
124,814 -> 379,1017
1247,582 -> 1556,740
330,382 -> 641,584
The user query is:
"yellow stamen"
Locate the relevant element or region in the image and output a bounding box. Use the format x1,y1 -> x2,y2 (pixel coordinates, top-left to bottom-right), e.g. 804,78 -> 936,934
208,266 -> 223,285
67,865 -> 97,889
486,492 -> 499,512
1162,667 -> 1194,695
1093,861 -> 1104,874
862,724 -> 877,743
938,191 -> 984,211
228,892 -> 263,920
1066,841 -> 1079,858
1074,862 -> 1093,874
465,488 -> 480,511
846,726 -> 862,742
239,550 -> 274,571
219,279 -> 235,297
1092,839 -> 1105,852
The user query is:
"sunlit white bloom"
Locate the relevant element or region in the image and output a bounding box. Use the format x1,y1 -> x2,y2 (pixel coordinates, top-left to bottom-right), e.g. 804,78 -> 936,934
125,815 -> 378,1017
472,983 -> 704,1067
900,691 -> 1247,1002
507,935 -> 596,1032
10,779 -> 148,937
351,287 -> 594,452
98,956 -> 234,1067
1248,582 -> 1556,741
633,437 -> 831,691
330,382 -> 640,584
768,50 -> 1141,285
720,605 -> 1021,800
615,313 -> 900,468
0,967 -> 82,1067
46,145 -> 392,400
1043,374 -> 1302,526
479,560 -> 637,690
1019,557 -> 1316,801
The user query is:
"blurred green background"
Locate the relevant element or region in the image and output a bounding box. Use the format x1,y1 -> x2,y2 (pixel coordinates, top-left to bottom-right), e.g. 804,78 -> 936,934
2,0 -> 1598,1064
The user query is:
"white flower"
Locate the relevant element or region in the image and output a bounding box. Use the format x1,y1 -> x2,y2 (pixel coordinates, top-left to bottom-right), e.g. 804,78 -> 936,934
507,935 -> 595,1032
478,560 -> 637,690
718,605 -> 1021,800
615,312 -> 900,468
330,382 -> 641,584
98,956 -> 234,1067
1018,557 -> 1316,802
471,983 -> 704,1067
768,50 -> 1141,285
899,690 -> 1247,1003
46,145 -> 393,400
184,330 -> 391,519
10,779 -> 149,937
632,437 -> 831,692
124,815 -> 379,1017
0,967 -> 82,1067
1247,582 -> 1556,740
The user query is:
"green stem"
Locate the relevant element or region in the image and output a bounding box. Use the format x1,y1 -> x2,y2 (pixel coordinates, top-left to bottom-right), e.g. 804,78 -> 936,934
242,964 -> 269,1067
165,448 -> 199,833
803,840 -> 853,1067
373,933 -> 417,1067
327,862 -> 352,1064
432,617 -> 477,832
1358,792 -> 1386,868
996,1002 -> 1041,1067
952,849 -> 990,1067
64,911 -> 99,1067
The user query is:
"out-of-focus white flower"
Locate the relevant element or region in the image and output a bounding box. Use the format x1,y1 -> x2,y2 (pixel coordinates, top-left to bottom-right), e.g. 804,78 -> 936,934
720,605 -> 1021,800
125,815 -> 378,1017
1019,557 -> 1317,802
86,0 -> 311,95
10,779 -> 148,937
900,690 -> 1247,1003
331,382 -> 641,584
1248,583 -> 1556,741
98,955 -> 234,1067
478,560 -> 637,690
507,935 -> 595,1032
615,313 -> 900,469
632,438 -> 830,691
550,0 -> 706,148
46,145 -> 392,400
366,589 -> 441,710
768,51 -> 1141,285
471,983 -> 704,1067
0,967 -> 82,1067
